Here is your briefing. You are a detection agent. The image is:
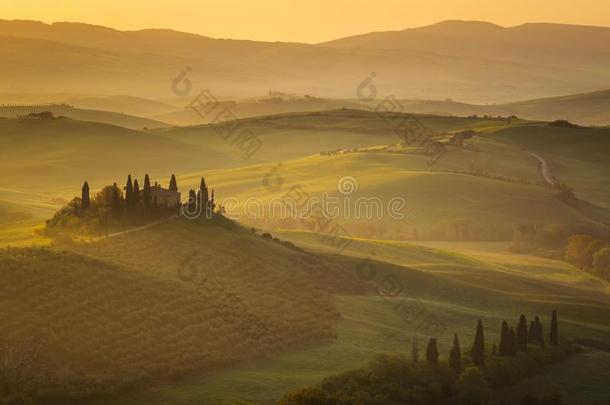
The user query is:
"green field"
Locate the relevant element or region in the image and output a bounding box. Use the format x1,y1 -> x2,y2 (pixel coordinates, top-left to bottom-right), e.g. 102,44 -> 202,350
110,232 -> 610,404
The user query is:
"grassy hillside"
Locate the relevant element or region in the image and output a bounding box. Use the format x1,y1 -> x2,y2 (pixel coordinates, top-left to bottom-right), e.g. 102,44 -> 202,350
175,122 -> 610,240
0,111 -> 518,222
1,217 -> 363,402
114,234 -> 610,404
0,104 -> 170,130
489,125 -> 610,211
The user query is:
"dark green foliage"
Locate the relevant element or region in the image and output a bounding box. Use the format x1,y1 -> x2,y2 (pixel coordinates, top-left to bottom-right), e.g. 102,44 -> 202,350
125,174 -> 133,211
499,320 -> 510,356
133,179 -> 140,208
199,176 -> 209,218
454,367 -> 494,405
110,183 -> 122,220
449,333 -> 461,371
169,174 -> 178,192
143,174 -> 151,210
471,319 -> 485,366
316,354 -> 455,405
81,181 -> 90,211
509,327 -> 517,356
517,314 -> 528,352
534,317 -> 545,348
528,320 -> 536,343
426,338 -> 439,366
550,310 -> 558,347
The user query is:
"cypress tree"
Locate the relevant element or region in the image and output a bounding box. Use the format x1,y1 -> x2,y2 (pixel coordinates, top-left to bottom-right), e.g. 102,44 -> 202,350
471,319 -> 485,366
499,320 -> 510,356
169,174 -> 178,192
509,327 -> 517,356
535,316 -> 545,348
133,179 -> 141,208
550,310 -> 558,347
200,177 -> 209,217
426,338 -> 439,366
81,181 -> 90,211
528,320 -> 536,343
517,314 -> 528,352
111,184 -> 122,219
449,333 -> 461,371
125,175 -> 133,211
188,189 -> 197,213
143,174 -> 151,211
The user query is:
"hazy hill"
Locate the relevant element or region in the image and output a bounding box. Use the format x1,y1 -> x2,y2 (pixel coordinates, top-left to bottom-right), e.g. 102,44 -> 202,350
2,19 -> 610,102
62,95 -> 179,118
322,20 -> 610,67
0,104 -> 170,130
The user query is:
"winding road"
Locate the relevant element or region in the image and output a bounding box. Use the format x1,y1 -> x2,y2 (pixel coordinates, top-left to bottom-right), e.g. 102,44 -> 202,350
529,152 -> 557,186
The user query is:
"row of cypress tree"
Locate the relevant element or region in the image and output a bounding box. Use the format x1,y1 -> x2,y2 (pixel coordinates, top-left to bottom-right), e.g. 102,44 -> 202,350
423,310 -> 559,370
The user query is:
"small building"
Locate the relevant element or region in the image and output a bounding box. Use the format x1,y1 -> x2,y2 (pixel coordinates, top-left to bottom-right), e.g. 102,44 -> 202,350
150,184 -> 181,207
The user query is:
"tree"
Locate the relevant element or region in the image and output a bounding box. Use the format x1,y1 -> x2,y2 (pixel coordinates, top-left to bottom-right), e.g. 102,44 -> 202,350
133,179 -> 141,208
81,181 -> 91,211
499,320 -> 510,356
471,319 -> 485,366
125,175 -> 133,211
199,177 -> 209,217
517,314 -> 528,352
143,174 -> 151,211
592,247 -> 610,279
449,333 -> 462,371
111,183 -> 122,219
550,310 -> 558,347
492,341 -> 496,356
565,234 -> 597,269
454,367 -> 494,405
534,316 -> 545,348
508,327 -> 516,356
426,338 -> 439,366
528,320 -> 536,343
169,174 -> 178,192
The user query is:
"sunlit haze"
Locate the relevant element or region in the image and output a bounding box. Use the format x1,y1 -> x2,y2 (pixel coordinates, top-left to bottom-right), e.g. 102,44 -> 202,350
3,0 -> 610,42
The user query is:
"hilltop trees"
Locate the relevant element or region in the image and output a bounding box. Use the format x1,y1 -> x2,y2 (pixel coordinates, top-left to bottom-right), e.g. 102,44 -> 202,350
471,319 -> 485,366
48,172 -> 218,234
143,175 -> 151,211
449,333 -> 461,371
426,338 -> 439,366
125,175 -> 133,211
169,174 -> 178,192
550,310 -> 559,346
499,321 -> 510,356
81,181 -> 90,211
517,314 -> 529,352
133,179 -> 141,208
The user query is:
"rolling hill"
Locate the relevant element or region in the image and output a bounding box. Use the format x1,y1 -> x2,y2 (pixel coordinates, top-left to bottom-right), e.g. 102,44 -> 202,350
0,217 -> 361,402
108,228 -> 610,404
0,104 -> 170,130
2,19 -> 610,102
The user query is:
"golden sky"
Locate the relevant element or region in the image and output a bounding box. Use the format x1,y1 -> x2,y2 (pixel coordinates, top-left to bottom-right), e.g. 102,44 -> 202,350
4,0 -> 610,42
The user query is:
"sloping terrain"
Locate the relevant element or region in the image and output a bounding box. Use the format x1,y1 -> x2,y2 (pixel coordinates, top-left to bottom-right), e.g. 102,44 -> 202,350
2,19 -> 610,102
114,234 -> 610,404
0,217 -> 362,401
0,104 -> 169,130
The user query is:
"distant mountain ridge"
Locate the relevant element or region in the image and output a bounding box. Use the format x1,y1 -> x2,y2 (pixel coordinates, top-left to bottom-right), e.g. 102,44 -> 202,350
2,19 -> 610,103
